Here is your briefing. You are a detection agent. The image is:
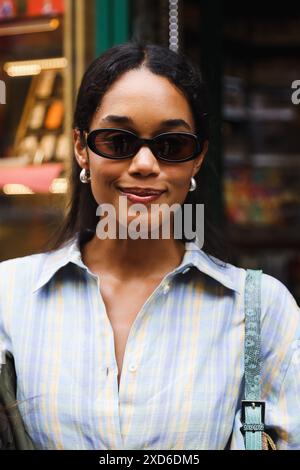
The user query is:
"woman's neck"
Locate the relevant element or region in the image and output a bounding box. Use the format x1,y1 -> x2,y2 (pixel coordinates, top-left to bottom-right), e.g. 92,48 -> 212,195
81,235 -> 186,282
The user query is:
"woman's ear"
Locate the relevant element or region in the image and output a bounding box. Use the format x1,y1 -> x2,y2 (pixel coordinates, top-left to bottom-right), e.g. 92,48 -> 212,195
193,140 -> 209,176
73,128 -> 89,169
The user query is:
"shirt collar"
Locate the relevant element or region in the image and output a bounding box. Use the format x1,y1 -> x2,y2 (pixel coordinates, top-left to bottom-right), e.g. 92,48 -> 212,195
33,234 -> 241,294
175,238 -> 241,293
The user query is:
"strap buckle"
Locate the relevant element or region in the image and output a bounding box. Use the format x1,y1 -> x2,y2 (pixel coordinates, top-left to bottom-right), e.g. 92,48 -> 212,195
241,400 -> 265,433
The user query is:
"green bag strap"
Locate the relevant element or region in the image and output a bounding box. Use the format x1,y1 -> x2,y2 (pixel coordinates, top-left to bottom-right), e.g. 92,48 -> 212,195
242,269 -> 265,450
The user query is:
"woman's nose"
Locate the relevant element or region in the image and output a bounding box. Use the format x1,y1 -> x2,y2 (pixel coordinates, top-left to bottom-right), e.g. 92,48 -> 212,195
128,146 -> 161,175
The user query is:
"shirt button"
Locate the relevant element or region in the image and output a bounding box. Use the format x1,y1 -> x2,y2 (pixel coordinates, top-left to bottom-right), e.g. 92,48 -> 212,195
162,282 -> 170,294
129,364 -> 137,372
182,267 -> 190,274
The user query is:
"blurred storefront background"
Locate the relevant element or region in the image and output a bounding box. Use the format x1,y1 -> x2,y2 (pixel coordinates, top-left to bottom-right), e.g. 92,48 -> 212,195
0,0 -> 299,303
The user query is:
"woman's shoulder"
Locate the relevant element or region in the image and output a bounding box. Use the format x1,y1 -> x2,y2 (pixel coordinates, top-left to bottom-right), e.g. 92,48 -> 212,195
259,271 -> 300,319
0,237 -> 76,277
240,271 -> 300,382
0,253 -> 50,352
0,238 -> 78,299
189,244 -> 299,313
0,251 -> 50,300
214,252 -> 299,321
257,272 -> 300,400
0,251 -> 46,277
218,251 -> 299,313
241,267 -> 299,322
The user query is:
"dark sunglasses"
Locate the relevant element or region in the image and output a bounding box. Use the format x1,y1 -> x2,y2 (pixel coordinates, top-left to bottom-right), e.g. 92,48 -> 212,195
86,128 -> 202,163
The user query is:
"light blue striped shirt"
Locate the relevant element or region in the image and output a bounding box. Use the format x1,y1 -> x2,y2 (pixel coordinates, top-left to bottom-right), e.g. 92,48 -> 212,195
0,234 -> 300,450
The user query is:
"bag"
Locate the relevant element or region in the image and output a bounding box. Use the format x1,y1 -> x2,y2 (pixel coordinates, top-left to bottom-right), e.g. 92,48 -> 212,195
0,351 -> 35,450
242,269 -> 276,450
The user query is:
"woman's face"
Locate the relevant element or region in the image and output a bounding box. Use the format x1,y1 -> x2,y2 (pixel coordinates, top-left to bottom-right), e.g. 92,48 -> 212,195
74,67 -> 208,236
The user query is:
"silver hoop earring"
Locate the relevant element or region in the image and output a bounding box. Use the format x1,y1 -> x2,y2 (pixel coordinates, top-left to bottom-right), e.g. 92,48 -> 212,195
79,168 -> 91,183
189,177 -> 197,192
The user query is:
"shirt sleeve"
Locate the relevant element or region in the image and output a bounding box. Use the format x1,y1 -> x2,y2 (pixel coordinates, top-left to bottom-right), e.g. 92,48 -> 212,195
230,273 -> 300,450
0,259 -> 16,374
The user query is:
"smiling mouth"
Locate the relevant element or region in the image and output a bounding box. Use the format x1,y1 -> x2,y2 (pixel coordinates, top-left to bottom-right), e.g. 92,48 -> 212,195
117,187 -> 166,196
117,187 -> 166,203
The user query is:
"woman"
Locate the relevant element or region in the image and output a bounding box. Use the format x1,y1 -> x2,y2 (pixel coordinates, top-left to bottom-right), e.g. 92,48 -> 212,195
0,43 -> 300,450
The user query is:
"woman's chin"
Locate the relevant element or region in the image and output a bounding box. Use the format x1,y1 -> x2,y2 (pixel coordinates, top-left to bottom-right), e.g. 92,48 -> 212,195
118,217 -> 163,238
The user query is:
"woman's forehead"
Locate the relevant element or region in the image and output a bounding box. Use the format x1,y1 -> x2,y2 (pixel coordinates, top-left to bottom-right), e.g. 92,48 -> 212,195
101,68 -> 187,102
92,68 -> 194,128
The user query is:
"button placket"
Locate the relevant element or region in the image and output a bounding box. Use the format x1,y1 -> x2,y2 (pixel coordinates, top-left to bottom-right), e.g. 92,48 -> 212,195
91,276 -> 123,449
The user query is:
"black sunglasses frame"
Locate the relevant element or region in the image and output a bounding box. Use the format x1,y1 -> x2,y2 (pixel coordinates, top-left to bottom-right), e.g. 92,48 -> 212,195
86,128 -> 203,163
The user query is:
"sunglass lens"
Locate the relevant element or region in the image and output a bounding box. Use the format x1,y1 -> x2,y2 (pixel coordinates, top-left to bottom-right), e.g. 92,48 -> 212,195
93,130 -> 136,157
154,134 -> 197,161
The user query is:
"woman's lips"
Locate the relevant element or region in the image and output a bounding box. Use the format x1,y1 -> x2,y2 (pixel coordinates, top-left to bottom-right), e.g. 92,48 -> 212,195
118,189 -> 165,203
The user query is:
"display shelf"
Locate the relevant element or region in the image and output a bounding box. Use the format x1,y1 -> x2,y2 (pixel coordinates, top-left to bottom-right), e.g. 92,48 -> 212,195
222,4 -> 300,305
0,192 -> 65,220
227,225 -> 300,249
0,1 -> 90,260
0,0 -> 64,25
0,3 -> 69,196
223,78 -> 298,124
224,154 -> 300,168
223,39 -> 300,58
0,192 -> 65,260
223,106 -> 296,123
0,64 -> 68,194
0,14 -> 63,60
0,12 -> 63,27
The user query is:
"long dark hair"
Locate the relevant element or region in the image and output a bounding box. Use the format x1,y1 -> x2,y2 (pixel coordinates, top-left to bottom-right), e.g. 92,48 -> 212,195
49,42 -> 229,262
